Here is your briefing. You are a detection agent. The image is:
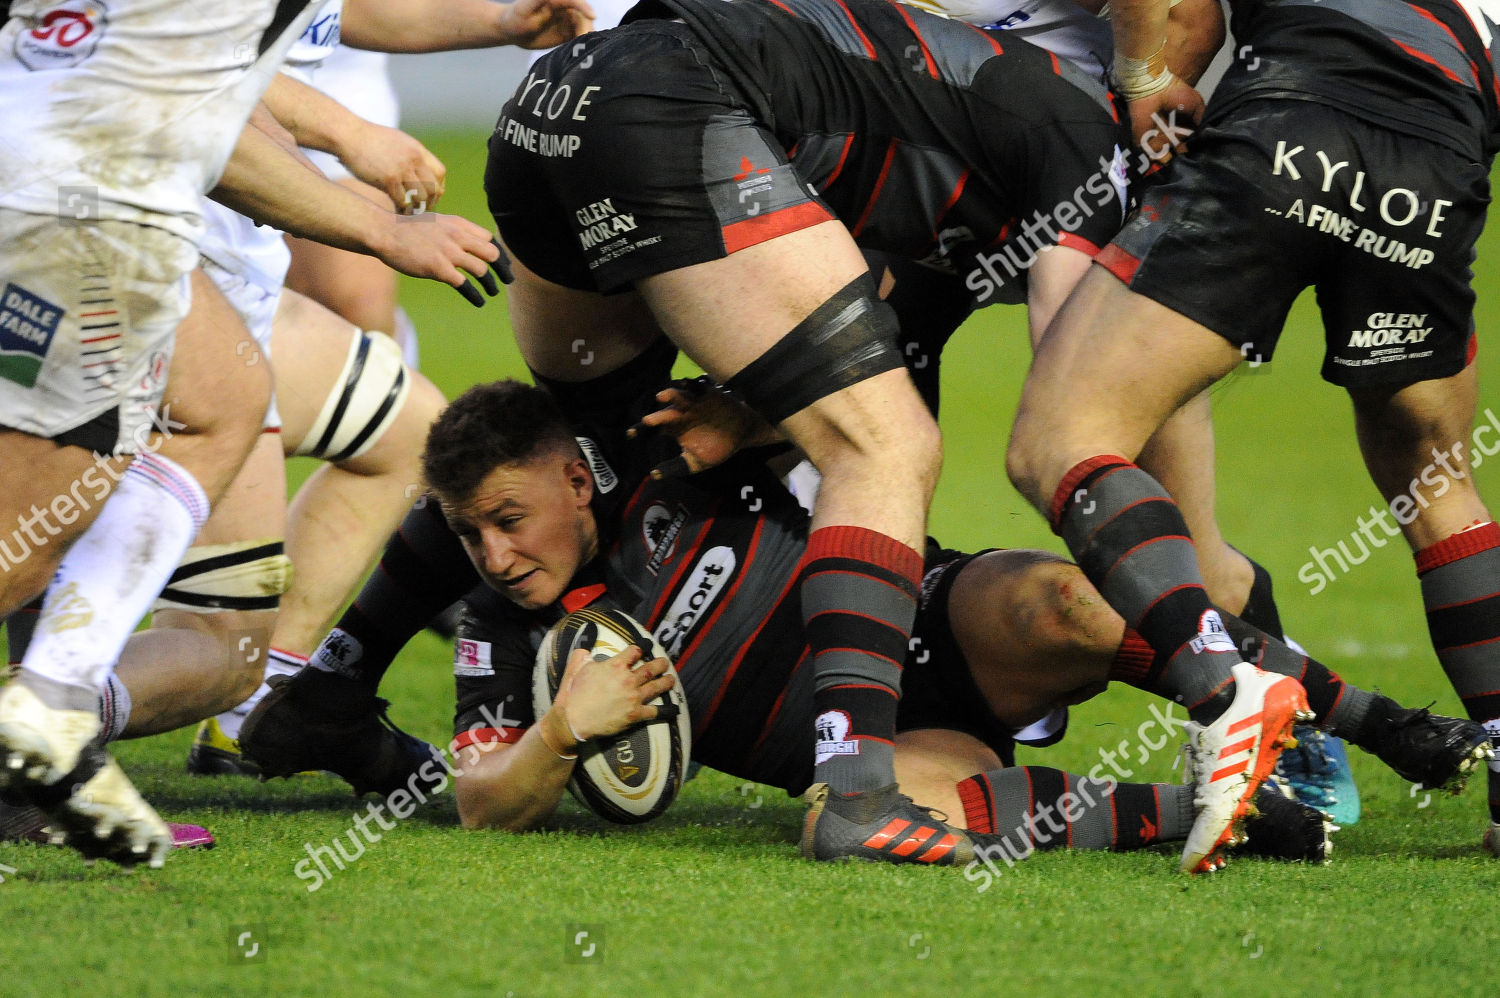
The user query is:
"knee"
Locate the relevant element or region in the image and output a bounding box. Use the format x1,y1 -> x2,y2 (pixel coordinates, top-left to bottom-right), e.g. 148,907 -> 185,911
1017,556 -> 1118,653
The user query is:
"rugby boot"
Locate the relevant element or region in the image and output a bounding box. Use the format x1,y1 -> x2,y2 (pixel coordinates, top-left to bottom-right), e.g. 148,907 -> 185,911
1363,704 -> 1491,793
1274,725 -> 1361,825
0,677 -> 170,867
801,782 -> 974,865
2,792 -> 214,849
1237,779 -> 1334,864
240,669 -> 445,799
1180,663 -> 1311,874
185,717 -> 262,777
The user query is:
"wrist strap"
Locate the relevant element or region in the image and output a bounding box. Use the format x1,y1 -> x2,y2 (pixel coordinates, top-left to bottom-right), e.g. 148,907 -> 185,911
1112,42 -> 1173,101
539,712 -> 580,761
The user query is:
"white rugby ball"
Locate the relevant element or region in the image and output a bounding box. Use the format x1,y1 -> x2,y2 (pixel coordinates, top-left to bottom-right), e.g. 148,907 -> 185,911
532,608 -> 692,824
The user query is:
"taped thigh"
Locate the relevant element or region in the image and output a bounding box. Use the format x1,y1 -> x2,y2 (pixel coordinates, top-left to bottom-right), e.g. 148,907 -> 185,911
152,539 -> 293,614
295,330 -> 411,461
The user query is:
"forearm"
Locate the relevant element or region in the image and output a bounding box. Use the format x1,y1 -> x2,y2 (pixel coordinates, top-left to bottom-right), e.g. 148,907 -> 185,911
211,124 -> 391,255
455,712 -> 581,831
261,72 -> 364,158
1165,0 -> 1225,85
342,0 -> 515,52
1109,0 -> 1170,62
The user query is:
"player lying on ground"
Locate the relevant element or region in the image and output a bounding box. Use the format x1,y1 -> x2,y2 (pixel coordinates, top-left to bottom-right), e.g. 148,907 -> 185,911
1005,0 -> 1500,859
482,0 -> 1306,868
245,376 -> 1484,867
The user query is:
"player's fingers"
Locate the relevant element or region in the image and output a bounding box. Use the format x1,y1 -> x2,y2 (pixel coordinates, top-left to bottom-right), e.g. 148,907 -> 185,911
649,454 -> 694,480
476,264 -> 500,297
454,278 -> 485,308
490,237 -> 514,284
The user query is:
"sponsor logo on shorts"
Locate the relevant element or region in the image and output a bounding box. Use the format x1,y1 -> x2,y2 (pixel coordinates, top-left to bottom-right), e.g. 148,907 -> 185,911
642,503 -> 689,575
454,638 -> 494,677
654,546 -> 737,657
15,0 -> 106,70
0,283 -> 62,388
732,157 -> 775,217
1335,312 -> 1438,369
814,710 -> 860,765
575,436 -> 618,493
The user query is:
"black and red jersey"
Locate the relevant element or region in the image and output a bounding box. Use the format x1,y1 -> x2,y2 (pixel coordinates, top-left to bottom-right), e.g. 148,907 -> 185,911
1216,0 -> 1500,160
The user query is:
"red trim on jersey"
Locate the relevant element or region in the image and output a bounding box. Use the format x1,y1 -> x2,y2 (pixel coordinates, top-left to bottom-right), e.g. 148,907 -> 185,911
962,20 -> 1003,55
851,139 -> 900,239
1095,243 -> 1142,285
722,201 -> 833,254
733,579 -> 808,746
646,514 -> 717,626
561,583 -> 607,612
1049,51 -> 1062,76
821,132 -> 857,189
1467,330 -> 1479,367
1048,453 -> 1131,527
892,3 -> 938,78
931,169 -> 971,240
674,517 -> 765,680
1416,521 -> 1500,574
451,725 -> 526,752
1407,4 -> 1481,86
833,0 -> 877,58
825,682 -> 900,696
1391,37 -> 1467,84
1057,231 -> 1101,257
764,0 -> 796,15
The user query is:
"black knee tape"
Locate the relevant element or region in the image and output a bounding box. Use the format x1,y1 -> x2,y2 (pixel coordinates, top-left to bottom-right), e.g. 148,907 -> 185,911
725,274 -> 903,425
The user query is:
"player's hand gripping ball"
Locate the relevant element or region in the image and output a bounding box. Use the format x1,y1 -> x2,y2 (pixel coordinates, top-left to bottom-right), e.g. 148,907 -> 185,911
533,609 -> 692,823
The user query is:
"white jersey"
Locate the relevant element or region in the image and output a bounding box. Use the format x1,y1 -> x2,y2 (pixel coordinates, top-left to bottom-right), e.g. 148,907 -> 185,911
903,0 -> 1114,82
283,0 -> 341,85
0,0 -> 321,243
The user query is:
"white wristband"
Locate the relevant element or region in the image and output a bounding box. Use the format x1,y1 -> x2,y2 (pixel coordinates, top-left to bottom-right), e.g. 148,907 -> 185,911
1112,42 -> 1174,101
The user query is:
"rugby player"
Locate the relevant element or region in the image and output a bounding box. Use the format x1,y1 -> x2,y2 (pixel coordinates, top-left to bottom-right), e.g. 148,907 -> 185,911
483,0 -> 1143,864
247,375 -> 1481,867
1005,0 -> 1500,861
0,0 -> 330,867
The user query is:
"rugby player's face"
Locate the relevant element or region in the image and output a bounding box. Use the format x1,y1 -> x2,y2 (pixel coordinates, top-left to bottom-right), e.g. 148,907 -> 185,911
443,455 -> 598,611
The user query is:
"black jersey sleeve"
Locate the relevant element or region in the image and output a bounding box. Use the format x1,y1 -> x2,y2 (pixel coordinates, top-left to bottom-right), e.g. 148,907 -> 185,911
451,595 -> 548,749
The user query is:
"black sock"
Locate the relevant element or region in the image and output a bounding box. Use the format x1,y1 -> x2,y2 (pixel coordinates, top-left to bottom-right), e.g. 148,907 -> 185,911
1234,552 -> 1285,642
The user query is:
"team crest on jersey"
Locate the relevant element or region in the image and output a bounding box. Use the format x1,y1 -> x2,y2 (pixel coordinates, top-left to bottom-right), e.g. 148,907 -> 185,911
0,284 -> 62,388
454,638 -> 494,677
642,502 -> 689,575
575,436 -> 617,493
15,0 -> 107,71
814,710 -> 859,765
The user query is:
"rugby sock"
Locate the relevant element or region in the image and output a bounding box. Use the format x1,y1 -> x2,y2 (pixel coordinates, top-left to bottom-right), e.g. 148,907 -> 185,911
19,451 -> 209,697
1416,522 -> 1500,823
1051,456 -> 1240,722
802,526 -> 920,795
4,594 -> 44,666
956,767 -> 1194,851
1235,554 -> 1285,641
217,648 -> 307,741
1219,616 -> 1374,738
97,673 -> 132,743
309,499 -> 478,692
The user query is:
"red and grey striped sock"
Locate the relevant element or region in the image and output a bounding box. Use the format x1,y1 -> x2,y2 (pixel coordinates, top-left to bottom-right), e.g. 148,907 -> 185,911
1417,522 -> 1500,823
802,525 -> 921,795
1051,455 -> 1239,723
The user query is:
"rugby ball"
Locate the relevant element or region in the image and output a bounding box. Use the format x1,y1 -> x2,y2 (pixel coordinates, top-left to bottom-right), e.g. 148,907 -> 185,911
532,608 -> 692,824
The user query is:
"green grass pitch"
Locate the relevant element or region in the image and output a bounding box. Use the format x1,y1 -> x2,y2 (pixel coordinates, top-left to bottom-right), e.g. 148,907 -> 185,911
1,131 -> 1497,997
